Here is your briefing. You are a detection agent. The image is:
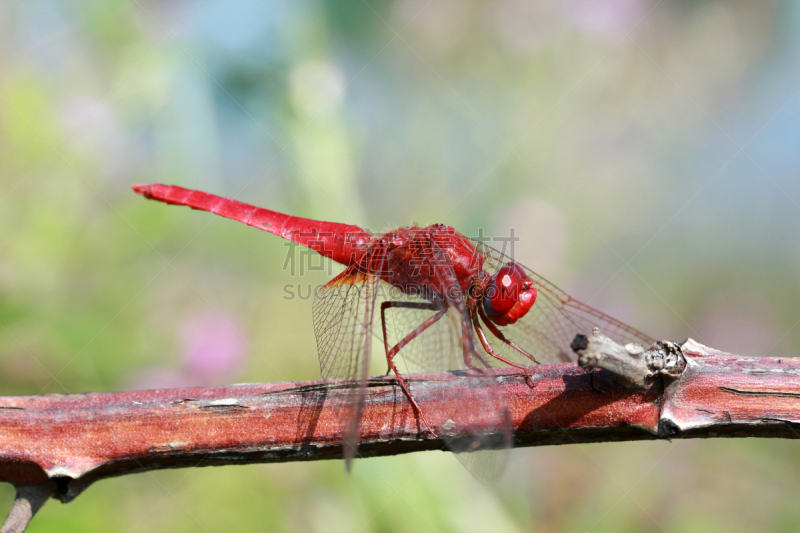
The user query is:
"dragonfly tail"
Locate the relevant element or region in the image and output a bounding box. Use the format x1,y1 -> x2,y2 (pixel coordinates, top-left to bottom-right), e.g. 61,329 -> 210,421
132,183 -> 370,265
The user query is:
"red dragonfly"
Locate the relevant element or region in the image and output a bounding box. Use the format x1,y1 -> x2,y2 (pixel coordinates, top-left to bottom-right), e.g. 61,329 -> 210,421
133,184 -> 653,479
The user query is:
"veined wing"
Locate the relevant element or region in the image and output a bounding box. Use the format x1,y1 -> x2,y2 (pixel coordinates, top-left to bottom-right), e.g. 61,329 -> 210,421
312,252 -> 381,469
469,239 -> 655,366
380,239 -> 512,482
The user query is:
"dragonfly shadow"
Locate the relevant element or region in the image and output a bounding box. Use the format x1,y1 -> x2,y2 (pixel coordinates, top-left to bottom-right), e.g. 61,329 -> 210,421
293,384 -> 328,446
521,370 -> 647,434
368,377 -> 426,437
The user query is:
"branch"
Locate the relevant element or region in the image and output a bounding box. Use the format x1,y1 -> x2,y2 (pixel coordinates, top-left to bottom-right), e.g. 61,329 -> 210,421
3,336 -> 800,530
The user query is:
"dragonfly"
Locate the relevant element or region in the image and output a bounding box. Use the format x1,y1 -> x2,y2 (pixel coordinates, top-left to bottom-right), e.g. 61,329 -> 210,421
133,183 -> 654,480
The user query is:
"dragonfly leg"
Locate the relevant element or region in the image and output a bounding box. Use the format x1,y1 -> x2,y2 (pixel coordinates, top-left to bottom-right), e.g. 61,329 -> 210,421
461,345 -> 496,377
460,344 -> 487,374
477,305 -> 541,365
380,300 -> 439,373
472,309 -> 536,388
380,301 -> 444,436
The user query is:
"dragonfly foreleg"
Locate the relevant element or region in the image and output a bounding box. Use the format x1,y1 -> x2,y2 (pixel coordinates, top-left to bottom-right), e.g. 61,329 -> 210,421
477,305 -> 541,365
379,300 -> 444,435
472,309 -> 536,387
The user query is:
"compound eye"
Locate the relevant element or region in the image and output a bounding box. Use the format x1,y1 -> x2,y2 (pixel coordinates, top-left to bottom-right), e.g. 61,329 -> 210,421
483,263 -> 525,317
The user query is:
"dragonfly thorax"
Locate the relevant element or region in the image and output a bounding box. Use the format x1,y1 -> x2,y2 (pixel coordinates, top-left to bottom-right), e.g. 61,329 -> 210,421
370,225 -> 479,295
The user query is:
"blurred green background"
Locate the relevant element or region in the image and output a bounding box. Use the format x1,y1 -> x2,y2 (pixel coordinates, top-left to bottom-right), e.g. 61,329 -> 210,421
2,0 -> 800,531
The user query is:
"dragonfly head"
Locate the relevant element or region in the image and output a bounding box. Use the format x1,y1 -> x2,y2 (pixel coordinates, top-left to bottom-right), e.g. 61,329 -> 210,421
482,262 -> 537,326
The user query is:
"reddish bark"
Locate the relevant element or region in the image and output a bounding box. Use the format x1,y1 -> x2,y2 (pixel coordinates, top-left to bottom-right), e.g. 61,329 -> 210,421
661,341 -> 800,438
3,339 -> 800,532
0,364 -> 660,502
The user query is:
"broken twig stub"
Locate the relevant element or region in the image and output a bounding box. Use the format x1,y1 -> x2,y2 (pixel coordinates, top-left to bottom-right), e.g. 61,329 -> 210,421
571,327 -> 685,388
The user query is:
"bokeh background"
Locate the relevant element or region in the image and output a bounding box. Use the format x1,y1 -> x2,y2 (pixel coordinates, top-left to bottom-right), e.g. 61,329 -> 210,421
2,0 -> 800,531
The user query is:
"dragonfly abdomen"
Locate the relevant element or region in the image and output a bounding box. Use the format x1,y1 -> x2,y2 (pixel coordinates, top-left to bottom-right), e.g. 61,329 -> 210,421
132,184 -> 371,266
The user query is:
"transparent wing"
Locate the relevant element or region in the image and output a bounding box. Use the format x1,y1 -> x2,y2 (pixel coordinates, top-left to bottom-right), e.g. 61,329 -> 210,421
380,291 -> 459,375
469,239 -> 655,366
380,240 -> 511,482
313,255 -> 381,468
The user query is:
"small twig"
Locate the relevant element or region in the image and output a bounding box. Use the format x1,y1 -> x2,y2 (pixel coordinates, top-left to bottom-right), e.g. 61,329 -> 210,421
571,327 -> 686,388
1,484 -> 52,533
